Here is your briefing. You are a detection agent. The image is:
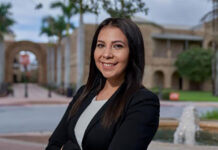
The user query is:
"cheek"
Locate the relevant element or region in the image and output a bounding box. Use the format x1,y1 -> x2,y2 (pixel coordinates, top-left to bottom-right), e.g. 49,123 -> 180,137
120,51 -> 129,65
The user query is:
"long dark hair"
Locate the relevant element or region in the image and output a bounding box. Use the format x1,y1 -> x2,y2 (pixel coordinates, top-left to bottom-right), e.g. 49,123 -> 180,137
69,18 -> 145,128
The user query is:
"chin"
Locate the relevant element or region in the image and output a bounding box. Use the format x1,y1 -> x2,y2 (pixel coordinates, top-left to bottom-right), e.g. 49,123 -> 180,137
102,74 -> 114,79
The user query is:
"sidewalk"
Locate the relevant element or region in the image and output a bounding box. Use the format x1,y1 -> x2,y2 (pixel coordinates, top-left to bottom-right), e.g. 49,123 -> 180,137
0,132 -> 218,150
148,141 -> 218,150
0,138 -> 45,150
160,100 -> 218,107
0,83 -> 71,106
1,84 -> 218,149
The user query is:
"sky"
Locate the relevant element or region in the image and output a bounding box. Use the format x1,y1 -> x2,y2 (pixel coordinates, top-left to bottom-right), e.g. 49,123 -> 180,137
0,0 -> 213,43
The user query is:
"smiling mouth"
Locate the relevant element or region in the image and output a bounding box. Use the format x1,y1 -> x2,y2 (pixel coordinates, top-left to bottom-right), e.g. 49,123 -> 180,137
101,62 -> 117,69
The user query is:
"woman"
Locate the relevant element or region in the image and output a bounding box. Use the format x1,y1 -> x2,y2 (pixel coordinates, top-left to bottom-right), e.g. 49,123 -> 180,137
46,18 -> 159,150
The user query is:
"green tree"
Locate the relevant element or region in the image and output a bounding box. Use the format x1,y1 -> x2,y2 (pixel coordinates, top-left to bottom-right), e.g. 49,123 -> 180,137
175,47 -> 213,83
40,16 -> 55,39
40,15 -> 70,45
102,0 -> 148,18
40,15 -> 71,87
50,0 -> 76,35
0,3 -> 15,89
50,0 -> 78,88
70,0 -> 99,90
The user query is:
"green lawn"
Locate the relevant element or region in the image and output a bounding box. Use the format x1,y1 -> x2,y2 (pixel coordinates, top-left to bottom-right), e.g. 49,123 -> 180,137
177,90 -> 218,101
150,88 -> 218,101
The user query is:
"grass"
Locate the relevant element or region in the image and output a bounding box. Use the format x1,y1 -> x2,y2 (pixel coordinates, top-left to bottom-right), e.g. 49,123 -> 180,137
150,88 -> 218,101
177,90 -> 218,102
200,109 -> 218,120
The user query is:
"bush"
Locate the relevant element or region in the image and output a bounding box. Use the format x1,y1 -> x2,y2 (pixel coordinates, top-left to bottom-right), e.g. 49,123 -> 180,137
150,87 -> 172,100
201,109 -> 218,120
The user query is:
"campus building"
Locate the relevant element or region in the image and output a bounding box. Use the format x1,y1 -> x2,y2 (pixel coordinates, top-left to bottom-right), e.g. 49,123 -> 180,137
2,17 -> 214,91
65,17 -> 213,91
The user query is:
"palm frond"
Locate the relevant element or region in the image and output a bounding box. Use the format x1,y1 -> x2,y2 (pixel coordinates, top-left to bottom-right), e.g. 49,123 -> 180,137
0,3 -> 15,38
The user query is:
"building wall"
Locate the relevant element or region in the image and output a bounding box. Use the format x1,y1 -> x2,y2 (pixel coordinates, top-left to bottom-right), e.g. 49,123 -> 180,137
64,21 -> 213,91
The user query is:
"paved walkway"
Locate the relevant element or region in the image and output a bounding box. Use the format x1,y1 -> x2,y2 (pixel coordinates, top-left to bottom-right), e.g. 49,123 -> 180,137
160,100 -> 218,107
148,141 -> 218,150
0,83 -> 71,106
0,138 -> 45,150
0,84 -> 218,149
0,135 -> 218,150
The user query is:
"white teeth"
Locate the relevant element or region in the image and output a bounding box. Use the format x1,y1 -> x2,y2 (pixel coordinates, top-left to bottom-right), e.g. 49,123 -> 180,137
103,63 -> 113,66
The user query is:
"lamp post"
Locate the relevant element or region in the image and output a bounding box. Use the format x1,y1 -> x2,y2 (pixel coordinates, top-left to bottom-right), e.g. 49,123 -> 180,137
24,65 -> 28,98
48,82 -> 52,98
21,51 -> 30,98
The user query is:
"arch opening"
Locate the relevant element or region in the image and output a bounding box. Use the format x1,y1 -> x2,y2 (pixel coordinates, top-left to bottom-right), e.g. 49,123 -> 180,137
5,41 -> 47,84
13,51 -> 39,83
153,70 -> 164,88
171,72 -> 182,90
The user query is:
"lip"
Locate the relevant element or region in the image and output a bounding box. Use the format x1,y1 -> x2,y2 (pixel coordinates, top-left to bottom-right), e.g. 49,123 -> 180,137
101,62 -> 117,70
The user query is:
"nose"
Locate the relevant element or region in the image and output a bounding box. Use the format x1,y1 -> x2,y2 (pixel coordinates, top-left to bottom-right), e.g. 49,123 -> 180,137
102,47 -> 113,59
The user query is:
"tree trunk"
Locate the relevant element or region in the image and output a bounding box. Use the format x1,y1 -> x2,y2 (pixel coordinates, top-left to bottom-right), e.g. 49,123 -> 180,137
51,46 -> 55,84
0,41 -> 5,87
47,47 -> 51,85
76,13 -> 85,90
64,36 -> 71,89
56,45 -> 62,87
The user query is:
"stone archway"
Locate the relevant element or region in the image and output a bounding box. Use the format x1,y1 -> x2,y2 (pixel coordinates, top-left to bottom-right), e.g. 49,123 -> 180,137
153,70 -> 164,88
171,71 -> 182,90
5,41 -> 47,84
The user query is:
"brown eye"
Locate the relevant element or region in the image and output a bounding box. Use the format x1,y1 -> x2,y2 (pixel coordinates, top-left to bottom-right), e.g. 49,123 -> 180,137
113,44 -> 123,50
96,43 -> 105,48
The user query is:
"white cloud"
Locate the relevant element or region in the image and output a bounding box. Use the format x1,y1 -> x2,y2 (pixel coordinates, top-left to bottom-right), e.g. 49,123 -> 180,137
146,0 -> 212,25
14,29 -> 48,42
0,0 -> 214,42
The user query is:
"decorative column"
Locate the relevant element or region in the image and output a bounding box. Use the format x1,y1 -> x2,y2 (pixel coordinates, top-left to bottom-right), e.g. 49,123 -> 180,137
165,71 -> 172,89
47,47 -> 51,84
0,41 -> 5,86
51,46 -> 55,83
167,39 -> 171,58
56,45 -> 62,87
76,14 -> 85,90
64,36 -> 71,89
215,50 -> 218,95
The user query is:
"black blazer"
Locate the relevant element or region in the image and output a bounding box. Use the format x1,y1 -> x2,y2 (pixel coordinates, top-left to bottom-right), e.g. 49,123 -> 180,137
46,83 -> 160,150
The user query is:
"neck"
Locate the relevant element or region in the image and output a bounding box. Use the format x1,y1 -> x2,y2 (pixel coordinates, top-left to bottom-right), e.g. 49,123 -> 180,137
96,77 -> 124,101
104,77 -> 124,91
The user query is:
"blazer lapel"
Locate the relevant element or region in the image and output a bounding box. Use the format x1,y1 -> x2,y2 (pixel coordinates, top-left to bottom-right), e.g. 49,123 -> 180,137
81,82 -> 126,147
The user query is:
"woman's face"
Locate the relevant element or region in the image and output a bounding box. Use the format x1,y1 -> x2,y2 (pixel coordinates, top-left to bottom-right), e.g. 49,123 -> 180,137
94,26 -> 129,82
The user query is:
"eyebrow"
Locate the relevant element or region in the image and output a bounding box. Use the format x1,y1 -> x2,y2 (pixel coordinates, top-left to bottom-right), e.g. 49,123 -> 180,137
97,40 -> 126,45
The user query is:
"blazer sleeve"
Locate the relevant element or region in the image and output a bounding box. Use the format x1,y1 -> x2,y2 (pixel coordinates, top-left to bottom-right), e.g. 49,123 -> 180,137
45,85 -> 85,150
108,89 -> 160,150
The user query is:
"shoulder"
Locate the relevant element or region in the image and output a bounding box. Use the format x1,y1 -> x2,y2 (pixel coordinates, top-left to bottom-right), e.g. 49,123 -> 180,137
126,87 -> 160,108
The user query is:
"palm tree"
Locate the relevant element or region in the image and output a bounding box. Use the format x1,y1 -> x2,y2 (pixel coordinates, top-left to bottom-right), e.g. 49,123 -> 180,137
51,0 -> 76,35
40,16 -> 56,87
40,15 -> 73,88
0,3 -> 15,89
201,0 -> 218,96
50,0 -> 76,89
101,0 -> 148,19
70,0 -> 99,90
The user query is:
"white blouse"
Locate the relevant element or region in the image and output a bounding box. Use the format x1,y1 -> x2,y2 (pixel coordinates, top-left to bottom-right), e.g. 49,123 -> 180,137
74,96 -> 107,149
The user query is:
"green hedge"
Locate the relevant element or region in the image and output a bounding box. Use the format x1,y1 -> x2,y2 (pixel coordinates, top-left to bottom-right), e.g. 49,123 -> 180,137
200,109 -> 218,120
150,87 -> 173,100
